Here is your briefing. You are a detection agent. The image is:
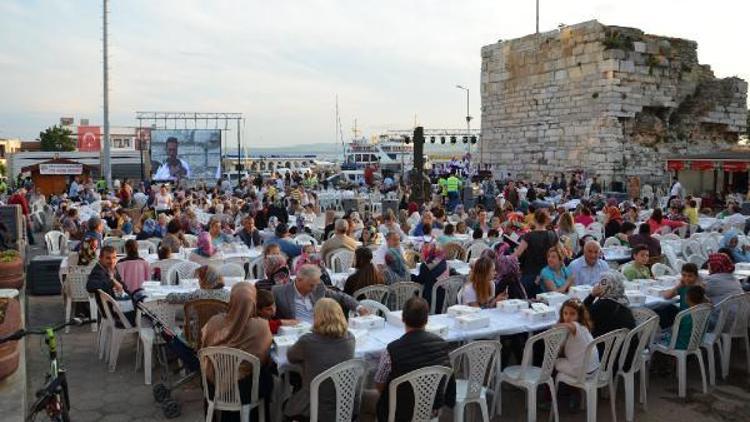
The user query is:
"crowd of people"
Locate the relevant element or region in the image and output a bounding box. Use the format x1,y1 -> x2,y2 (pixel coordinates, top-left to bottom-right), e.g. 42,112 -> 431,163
11,166 -> 748,420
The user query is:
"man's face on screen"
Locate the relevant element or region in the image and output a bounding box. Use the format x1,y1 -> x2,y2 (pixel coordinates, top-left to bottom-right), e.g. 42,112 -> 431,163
166,141 -> 178,160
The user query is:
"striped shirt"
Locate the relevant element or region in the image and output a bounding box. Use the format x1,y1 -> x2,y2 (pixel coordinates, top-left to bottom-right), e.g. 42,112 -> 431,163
293,283 -> 314,323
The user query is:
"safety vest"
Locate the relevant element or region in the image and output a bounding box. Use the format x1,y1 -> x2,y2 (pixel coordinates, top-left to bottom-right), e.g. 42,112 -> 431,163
446,176 -> 461,192
438,178 -> 448,196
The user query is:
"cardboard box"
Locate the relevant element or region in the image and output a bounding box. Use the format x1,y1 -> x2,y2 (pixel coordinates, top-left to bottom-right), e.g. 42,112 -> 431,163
447,305 -> 481,317
537,292 -> 569,308
497,299 -> 528,313
349,314 -> 385,330
455,313 -> 490,330
278,322 -> 312,336
521,303 -> 556,321
425,323 -> 449,338
569,286 -> 592,300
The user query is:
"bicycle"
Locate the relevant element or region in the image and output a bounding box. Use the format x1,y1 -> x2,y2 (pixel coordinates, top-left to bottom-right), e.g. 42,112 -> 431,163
0,317 -> 94,422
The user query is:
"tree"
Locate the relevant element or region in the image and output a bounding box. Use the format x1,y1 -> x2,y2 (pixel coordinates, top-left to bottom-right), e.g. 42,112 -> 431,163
39,125 -> 75,151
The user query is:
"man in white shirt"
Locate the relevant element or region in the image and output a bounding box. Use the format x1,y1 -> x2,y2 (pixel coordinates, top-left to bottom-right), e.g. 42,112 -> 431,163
374,231 -> 406,267
154,137 -> 191,181
568,240 -> 610,286
670,179 -> 683,199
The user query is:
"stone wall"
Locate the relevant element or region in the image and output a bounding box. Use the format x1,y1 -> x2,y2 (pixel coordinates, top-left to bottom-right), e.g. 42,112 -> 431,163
480,20 -> 748,185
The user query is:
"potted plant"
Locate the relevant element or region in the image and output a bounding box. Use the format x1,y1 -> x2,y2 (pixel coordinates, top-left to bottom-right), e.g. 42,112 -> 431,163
0,250 -> 24,289
0,289 -> 21,380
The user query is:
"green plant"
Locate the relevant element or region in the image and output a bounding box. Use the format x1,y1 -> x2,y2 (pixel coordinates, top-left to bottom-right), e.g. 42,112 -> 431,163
602,30 -> 634,51
0,250 -> 20,262
39,125 -> 75,151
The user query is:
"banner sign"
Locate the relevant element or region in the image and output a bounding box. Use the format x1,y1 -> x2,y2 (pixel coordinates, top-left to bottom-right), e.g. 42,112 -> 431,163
39,163 -> 84,175
77,126 -> 101,152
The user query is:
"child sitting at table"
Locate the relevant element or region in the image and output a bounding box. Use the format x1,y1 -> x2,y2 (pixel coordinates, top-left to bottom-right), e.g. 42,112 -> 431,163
256,288 -> 297,334
659,285 -> 707,350
555,299 -> 599,378
620,245 -> 652,281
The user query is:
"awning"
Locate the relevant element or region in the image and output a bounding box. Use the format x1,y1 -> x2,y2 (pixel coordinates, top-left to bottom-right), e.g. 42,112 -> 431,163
722,162 -> 748,172
690,160 -> 714,171
666,160 -> 684,171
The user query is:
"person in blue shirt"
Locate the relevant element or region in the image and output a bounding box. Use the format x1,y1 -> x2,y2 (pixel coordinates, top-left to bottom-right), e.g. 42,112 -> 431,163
265,223 -> 302,258
720,230 -> 750,263
540,246 -> 573,293
568,240 -> 610,286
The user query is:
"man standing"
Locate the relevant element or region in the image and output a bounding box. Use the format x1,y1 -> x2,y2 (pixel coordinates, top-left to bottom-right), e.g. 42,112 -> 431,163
374,297 -> 455,421
8,187 -> 34,245
445,172 -> 462,212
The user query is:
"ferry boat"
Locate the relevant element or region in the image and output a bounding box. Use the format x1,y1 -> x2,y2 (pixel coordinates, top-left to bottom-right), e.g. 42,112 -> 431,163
341,134 -> 415,171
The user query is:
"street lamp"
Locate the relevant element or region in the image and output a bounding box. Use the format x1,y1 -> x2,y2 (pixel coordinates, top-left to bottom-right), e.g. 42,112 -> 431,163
456,84 -> 475,164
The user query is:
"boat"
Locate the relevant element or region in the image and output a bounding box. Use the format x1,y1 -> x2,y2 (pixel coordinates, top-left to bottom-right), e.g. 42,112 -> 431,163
341,133 -> 415,171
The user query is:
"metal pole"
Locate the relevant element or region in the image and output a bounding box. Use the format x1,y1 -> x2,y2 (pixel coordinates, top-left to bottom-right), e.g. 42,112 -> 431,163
236,118 -> 241,187
536,0 -> 540,33
102,0 -> 112,188
138,117 -> 143,181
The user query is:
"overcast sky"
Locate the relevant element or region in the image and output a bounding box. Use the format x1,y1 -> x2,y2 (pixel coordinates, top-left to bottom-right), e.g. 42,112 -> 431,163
0,0 -> 747,146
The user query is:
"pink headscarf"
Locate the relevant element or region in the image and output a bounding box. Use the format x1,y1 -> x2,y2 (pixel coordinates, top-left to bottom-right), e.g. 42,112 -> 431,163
196,232 -> 215,257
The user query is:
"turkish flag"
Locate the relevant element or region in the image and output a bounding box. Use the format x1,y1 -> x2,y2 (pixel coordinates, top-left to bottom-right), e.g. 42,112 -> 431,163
77,126 -> 101,152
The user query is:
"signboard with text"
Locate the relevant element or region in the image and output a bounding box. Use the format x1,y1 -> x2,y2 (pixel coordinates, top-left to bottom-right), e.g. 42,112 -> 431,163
39,163 -> 84,175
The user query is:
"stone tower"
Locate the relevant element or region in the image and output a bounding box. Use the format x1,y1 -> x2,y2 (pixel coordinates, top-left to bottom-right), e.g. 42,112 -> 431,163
480,20 -> 747,185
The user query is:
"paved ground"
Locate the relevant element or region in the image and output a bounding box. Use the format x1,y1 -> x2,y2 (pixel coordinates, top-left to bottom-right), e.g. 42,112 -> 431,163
22,239 -> 750,421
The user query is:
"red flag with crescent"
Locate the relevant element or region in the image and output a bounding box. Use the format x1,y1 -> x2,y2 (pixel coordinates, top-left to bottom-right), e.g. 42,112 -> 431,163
77,126 -> 101,151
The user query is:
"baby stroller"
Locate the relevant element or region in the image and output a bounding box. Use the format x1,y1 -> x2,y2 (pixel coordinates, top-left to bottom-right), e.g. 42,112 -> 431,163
137,300 -> 201,419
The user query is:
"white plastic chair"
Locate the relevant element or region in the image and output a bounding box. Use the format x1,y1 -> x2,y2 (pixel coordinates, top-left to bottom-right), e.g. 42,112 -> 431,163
309,359 -> 366,422
103,237 -> 126,254
330,249 -> 355,273
166,261 -> 202,285
574,223 -> 587,238
97,290 -> 139,372
137,240 -> 158,254
218,263 -> 245,278
497,326 -> 568,422
358,299 -> 391,317
431,276 -> 465,314
612,316 -> 659,422
686,254 -> 706,268
183,234 -> 198,247
681,240 -> 704,259
45,230 -> 67,255
387,365 -> 453,422
146,237 -> 162,249
63,264 -> 98,333
352,284 -> 390,304
465,242 -> 489,262
294,234 -> 318,247
672,259 -> 687,273
249,256 -> 264,279
224,256 -> 250,276
199,346 -> 266,422
603,237 -> 621,247
702,237 -> 721,257
701,294 -> 734,386
719,292 -> 750,380
653,303 -> 712,398
555,329 -> 627,422
660,233 -> 680,241
151,258 -> 185,285
651,263 -> 676,278
135,300 -> 177,385
390,281 -> 423,311
449,340 -> 502,422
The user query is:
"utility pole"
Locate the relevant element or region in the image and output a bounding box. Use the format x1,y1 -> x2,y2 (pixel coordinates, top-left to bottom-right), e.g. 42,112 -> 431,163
536,0 -> 540,33
101,0 -> 112,188
456,85 -> 474,163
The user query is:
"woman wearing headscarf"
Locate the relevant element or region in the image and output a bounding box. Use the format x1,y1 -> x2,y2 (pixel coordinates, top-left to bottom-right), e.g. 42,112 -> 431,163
189,232 -> 218,265
166,265 -> 229,304
583,271 -> 636,339
383,248 -> 409,285
603,198 -> 624,239
704,253 -> 744,324
255,254 -> 290,291
493,250 -> 527,300
720,230 -> 750,263
412,243 -> 448,308
201,282 -> 273,422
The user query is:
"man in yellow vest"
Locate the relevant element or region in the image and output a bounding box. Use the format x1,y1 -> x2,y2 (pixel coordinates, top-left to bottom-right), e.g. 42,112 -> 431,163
446,172 -> 462,212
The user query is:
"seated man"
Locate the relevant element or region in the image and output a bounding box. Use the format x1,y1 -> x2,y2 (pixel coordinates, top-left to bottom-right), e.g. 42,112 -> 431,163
86,245 -> 135,325
272,264 -> 368,323
374,296 -> 455,422
373,231 -> 406,268
236,215 -> 263,248
568,240 -> 610,286
265,223 -> 302,258
319,219 -> 358,262
620,245 -> 652,280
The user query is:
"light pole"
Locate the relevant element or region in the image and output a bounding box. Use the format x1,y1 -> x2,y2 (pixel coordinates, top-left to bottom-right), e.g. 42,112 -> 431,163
456,85 -> 474,163
536,0 -> 540,33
